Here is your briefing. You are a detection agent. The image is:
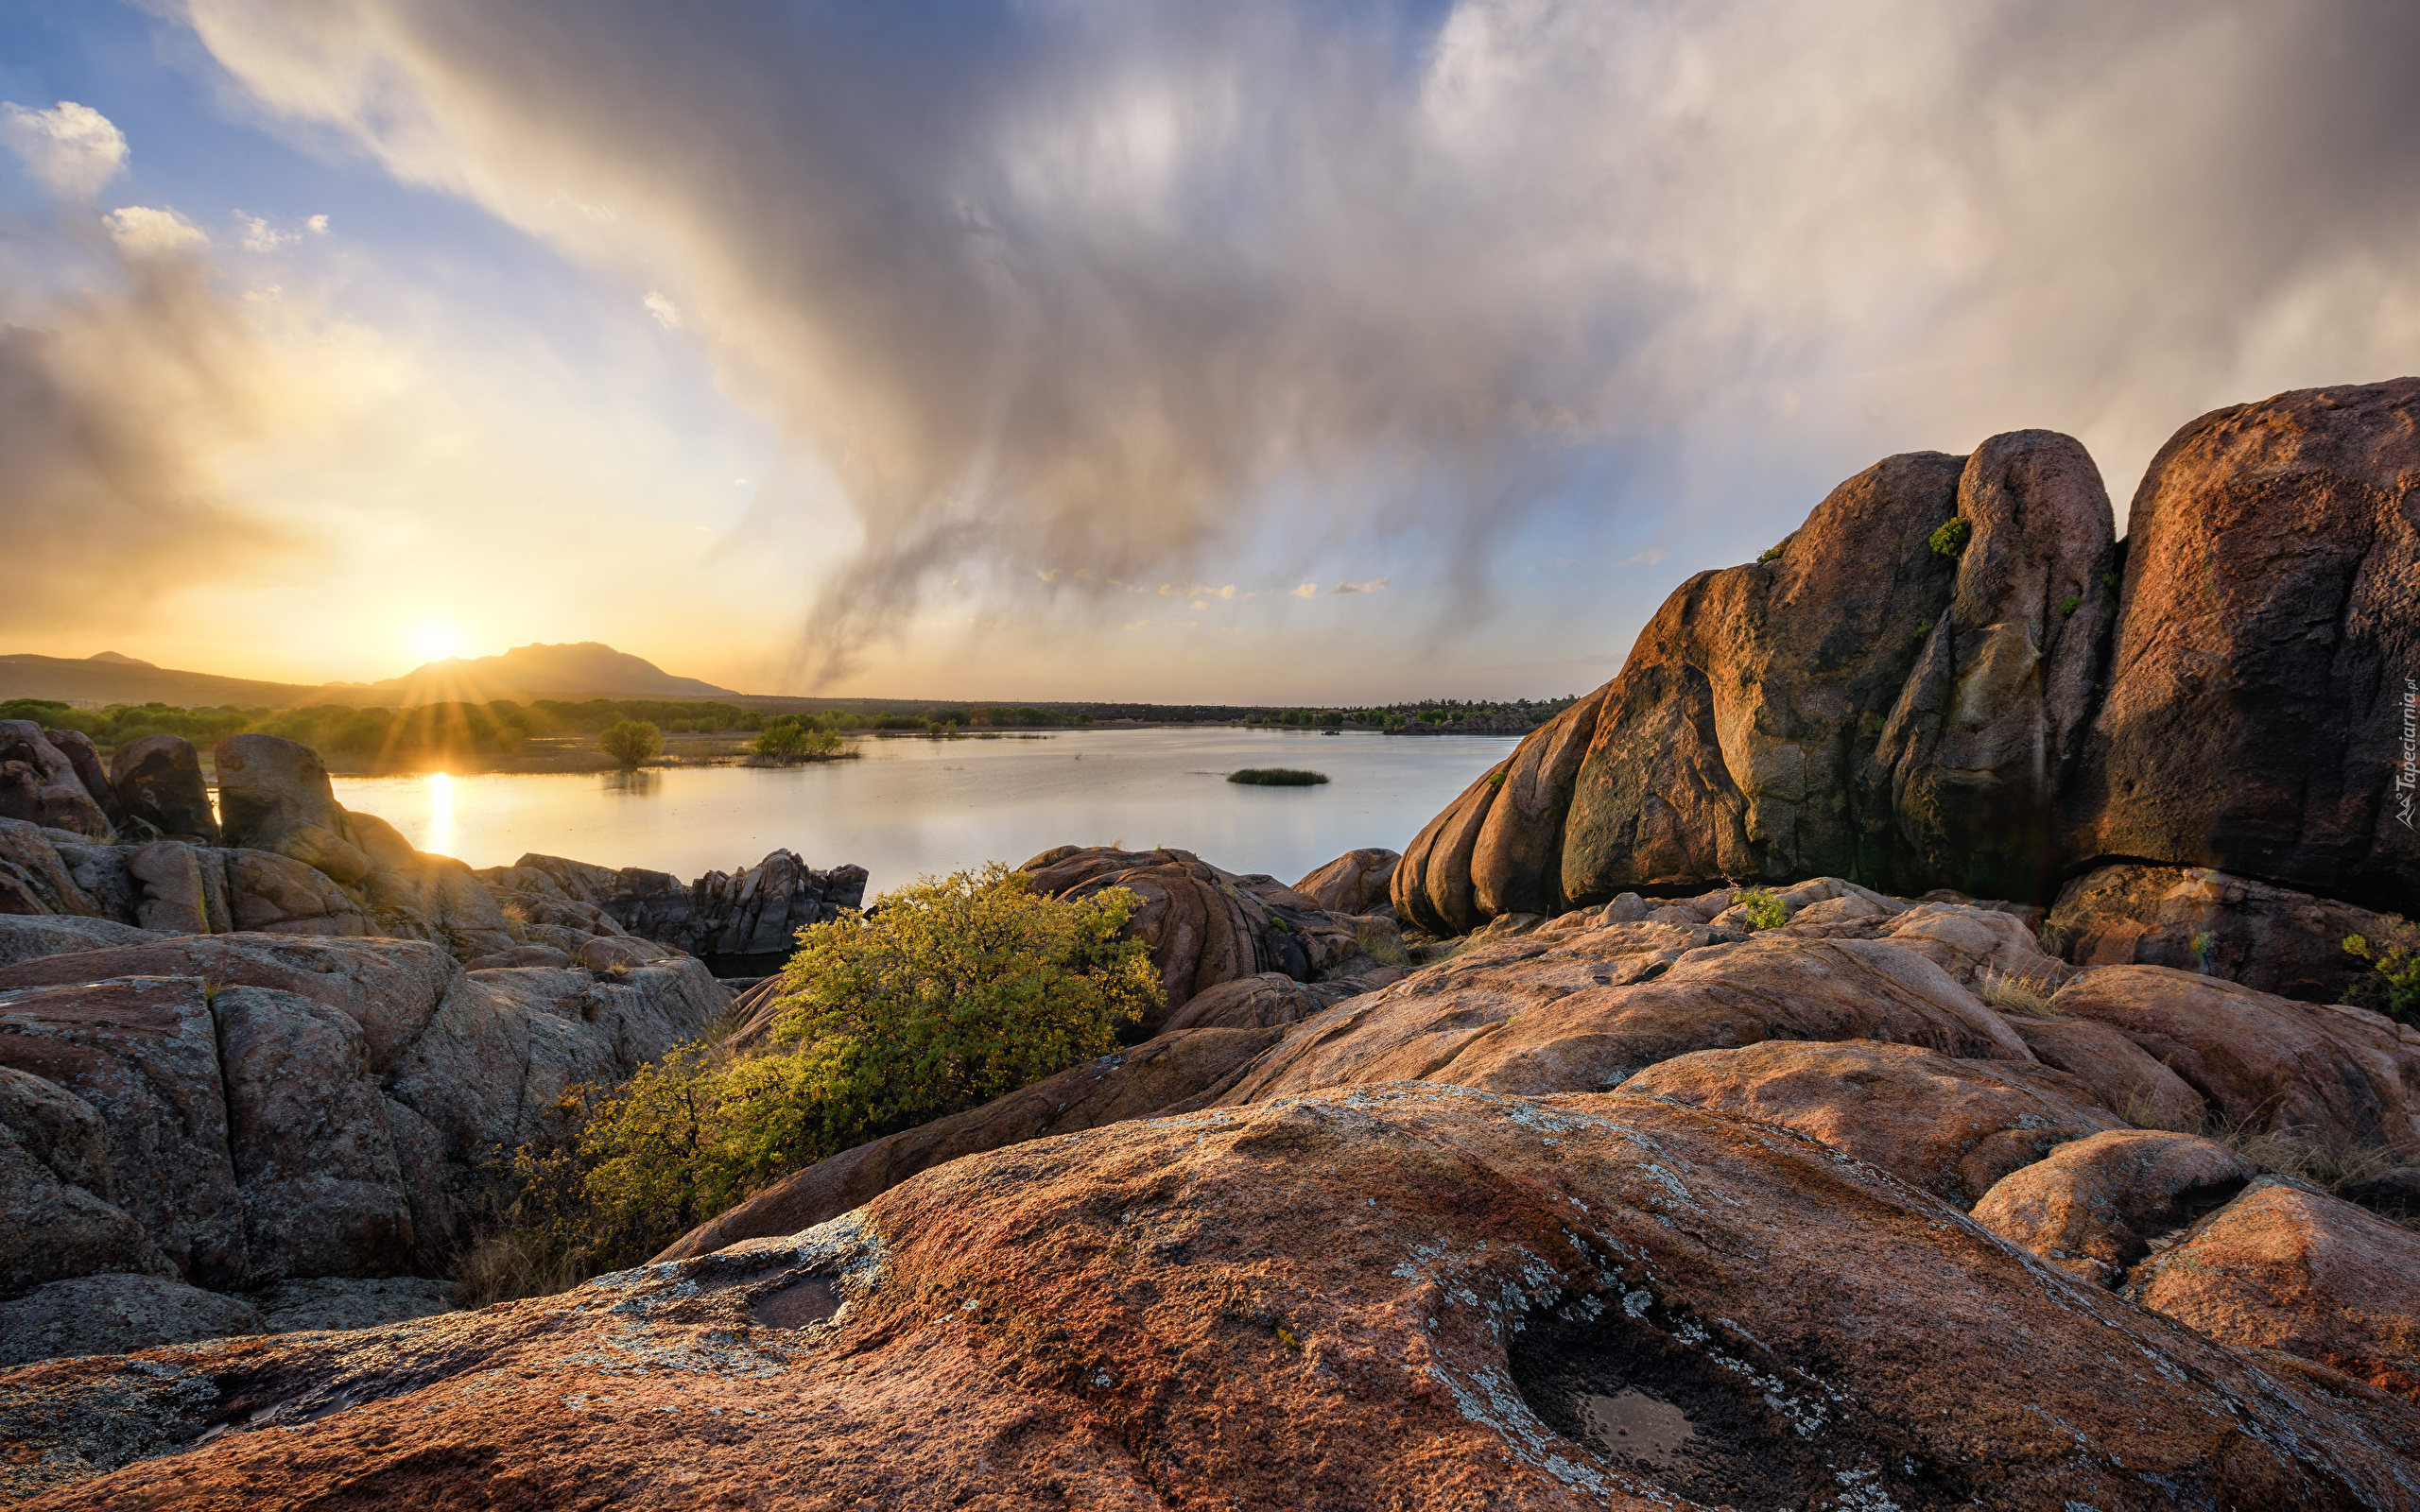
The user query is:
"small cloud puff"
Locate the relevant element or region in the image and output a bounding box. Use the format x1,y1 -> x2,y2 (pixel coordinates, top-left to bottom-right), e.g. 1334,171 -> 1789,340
1125,618 -> 1152,629
0,101 -> 127,200
104,206 -> 208,255
1292,583 -> 1318,598
643,291 -> 683,329
308,215 -> 330,234
1035,568 -> 1061,581
238,214 -> 297,252
1329,577 -> 1389,594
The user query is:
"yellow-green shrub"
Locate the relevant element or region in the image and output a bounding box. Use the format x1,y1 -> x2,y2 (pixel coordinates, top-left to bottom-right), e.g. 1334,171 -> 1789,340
466,865 -> 1158,1292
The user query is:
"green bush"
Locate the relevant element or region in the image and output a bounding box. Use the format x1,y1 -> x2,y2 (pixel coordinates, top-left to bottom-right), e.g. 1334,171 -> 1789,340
598,719 -> 663,767
2344,929 -> 2420,1022
752,717 -> 844,761
469,867 -> 1158,1290
1732,886 -> 1787,932
1228,768 -> 1329,786
1928,516 -> 1971,558
2057,593 -> 2082,617
1756,542 -> 1785,563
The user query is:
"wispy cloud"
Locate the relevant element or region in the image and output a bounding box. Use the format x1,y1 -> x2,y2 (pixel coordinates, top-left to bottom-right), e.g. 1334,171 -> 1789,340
1330,577 -> 1388,594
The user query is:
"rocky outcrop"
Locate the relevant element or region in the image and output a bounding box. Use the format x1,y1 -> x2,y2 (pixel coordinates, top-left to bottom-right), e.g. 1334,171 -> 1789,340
1215,923 -> 2032,1106
2128,1175 -> 2420,1401
478,848 -> 867,958
2063,379 -> 2420,917
1392,379 -> 2420,934
1397,435 -> 2118,933
1617,1039 -> 2122,1208
12,1086 -> 2418,1509
2048,862 -> 2408,1004
0,1275 -> 260,1368
0,933 -> 726,1364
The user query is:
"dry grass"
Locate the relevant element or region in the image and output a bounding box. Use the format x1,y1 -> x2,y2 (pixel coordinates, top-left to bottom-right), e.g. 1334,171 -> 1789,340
2206,1120 -> 2408,1197
2112,1084 -> 2205,1135
1977,967 -> 2062,1018
448,1229 -> 597,1309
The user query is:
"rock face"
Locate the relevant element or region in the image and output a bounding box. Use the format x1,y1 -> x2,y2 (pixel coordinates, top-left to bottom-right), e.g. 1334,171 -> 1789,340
478,849 -> 868,958
0,1274 -> 261,1368
107,734 -> 217,842
2129,1176 -> 2420,1401
2064,378 -> 2420,917
1393,379 -> 2420,933
11,1086 -> 2417,1509
2049,862 -> 2408,1004
1971,1128 -> 2261,1286
0,933 -> 727,1363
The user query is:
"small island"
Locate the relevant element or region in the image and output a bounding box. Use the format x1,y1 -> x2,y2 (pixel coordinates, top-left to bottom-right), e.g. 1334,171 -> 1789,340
1227,767 -> 1329,785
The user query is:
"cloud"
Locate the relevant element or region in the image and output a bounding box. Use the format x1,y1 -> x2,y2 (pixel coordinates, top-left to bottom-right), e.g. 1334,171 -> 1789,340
0,101 -> 128,200
1619,547 -> 1669,568
307,214 -> 330,233
642,290 -> 683,329
105,206 -> 210,255
1330,576 -> 1388,594
1291,582 -> 1318,599
0,241 -> 289,628
169,0 -> 2420,682
239,213 -> 297,251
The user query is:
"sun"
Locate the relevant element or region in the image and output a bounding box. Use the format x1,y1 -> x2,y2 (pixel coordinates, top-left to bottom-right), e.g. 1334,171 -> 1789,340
411,622 -> 469,663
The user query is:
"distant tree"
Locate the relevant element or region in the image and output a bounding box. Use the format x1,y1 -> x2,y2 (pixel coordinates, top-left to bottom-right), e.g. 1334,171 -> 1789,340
599,719 -> 663,767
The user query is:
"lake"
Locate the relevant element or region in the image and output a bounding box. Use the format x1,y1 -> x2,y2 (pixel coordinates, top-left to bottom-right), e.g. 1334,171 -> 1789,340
331,727 -> 1515,896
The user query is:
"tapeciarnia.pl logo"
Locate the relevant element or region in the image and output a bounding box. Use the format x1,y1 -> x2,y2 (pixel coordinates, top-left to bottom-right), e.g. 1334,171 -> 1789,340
2400,677 -> 2416,830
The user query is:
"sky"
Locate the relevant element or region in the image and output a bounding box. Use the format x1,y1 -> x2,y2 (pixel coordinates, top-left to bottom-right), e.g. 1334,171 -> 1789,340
1,0 -> 2416,703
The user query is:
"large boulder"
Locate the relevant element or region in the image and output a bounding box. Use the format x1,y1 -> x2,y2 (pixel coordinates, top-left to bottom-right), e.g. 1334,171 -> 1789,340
12,1086 -> 2417,1508
211,734 -> 347,855
1617,1039 -> 2121,1208
1394,434 -> 2118,933
2000,1013 -> 2210,1130
42,730 -> 123,833
2048,965 -> 2420,1152
1971,1128 -> 2262,1286
1290,846 -> 1399,914
1022,847 -> 1288,1027
0,722 -> 112,839
2048,862 -> 2409,1005
0,1067 -> 173,1297
107,733 -> 218,843
0,915 -> 164,967
2129,1176 -> 2420,1401
2062,378 -> 2420,916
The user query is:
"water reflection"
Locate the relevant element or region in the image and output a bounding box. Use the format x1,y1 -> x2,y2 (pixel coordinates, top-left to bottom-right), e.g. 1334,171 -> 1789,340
334,728 -> 1515,896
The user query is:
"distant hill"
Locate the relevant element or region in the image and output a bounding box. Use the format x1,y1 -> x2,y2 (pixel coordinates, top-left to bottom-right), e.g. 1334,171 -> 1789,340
0,642 -> 738,710
87,650 -> 157,668
339,643 -> 739,705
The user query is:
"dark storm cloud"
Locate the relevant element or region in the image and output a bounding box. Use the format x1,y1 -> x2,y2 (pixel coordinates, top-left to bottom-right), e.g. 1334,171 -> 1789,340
179,0 -> 2420,679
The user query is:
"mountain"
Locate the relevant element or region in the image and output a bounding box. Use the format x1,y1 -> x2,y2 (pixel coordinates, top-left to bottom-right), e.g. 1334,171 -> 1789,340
340,642 -> 738,704
0,642 -> 737,710
86,651 -> 157,668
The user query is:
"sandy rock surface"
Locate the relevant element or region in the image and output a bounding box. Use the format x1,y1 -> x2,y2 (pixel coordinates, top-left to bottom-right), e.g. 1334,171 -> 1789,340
9,1086 -> 2417,1509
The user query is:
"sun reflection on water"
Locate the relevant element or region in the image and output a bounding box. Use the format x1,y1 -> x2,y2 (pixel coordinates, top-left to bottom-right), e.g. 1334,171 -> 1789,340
426,771 -> 455,860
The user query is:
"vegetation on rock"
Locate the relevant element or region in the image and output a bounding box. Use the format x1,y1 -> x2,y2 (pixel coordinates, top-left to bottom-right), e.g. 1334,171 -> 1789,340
475,866 -> 1157,1286
2344,927 -> 2420,1022
1228,768 -> 1330,786
1927,515 -> 1971,557
1731,885 -> 1787,931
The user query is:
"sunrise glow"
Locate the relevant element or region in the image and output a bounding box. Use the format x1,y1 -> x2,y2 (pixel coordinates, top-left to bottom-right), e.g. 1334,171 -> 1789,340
411,623 -> 469,664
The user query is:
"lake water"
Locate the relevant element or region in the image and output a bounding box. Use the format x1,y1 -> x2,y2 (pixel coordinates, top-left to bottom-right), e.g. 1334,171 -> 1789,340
331,728 -> 1515,895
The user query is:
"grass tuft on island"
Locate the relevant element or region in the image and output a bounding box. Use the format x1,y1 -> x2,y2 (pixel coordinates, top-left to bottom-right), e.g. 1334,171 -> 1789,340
1227,767 -> 1330,786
